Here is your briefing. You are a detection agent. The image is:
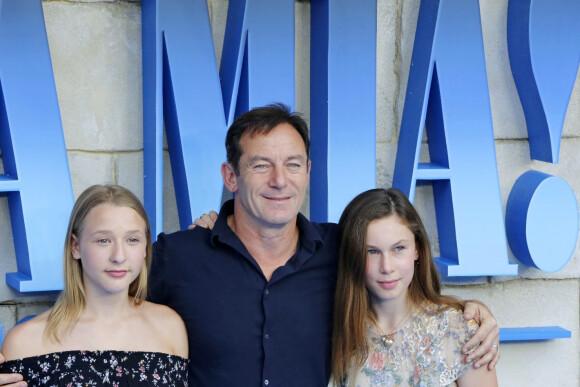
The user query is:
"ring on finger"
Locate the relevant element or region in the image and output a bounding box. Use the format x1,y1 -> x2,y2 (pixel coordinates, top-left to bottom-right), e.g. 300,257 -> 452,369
491,344 -> 499,350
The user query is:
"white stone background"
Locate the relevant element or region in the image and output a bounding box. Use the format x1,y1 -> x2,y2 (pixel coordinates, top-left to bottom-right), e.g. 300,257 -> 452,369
0,0 -> 577,385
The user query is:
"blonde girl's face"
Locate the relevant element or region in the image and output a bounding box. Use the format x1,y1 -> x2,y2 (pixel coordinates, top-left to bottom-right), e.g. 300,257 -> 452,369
364,214 -> 418,308
71,204 -> 147,298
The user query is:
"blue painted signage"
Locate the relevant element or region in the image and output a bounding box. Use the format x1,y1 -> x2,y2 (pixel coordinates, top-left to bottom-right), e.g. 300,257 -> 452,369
506,171 -> 578,273
309,0 -> 377,223
0,0 -> 578,301
505,0 -> 580,271
0,0 -> 74,292
508,0 -> 580,164
392,0 -> 579,277
392,0 -> 518,276
142,0 -> 296,236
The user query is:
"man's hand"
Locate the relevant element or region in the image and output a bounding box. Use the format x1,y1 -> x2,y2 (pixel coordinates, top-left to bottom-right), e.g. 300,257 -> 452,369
462,300 -> 500,371
188,211 -> 218,230
0,353 -> 26,386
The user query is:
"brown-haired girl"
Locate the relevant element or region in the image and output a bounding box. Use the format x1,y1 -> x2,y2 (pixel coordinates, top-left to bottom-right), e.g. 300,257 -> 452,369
332,188 -> 497,386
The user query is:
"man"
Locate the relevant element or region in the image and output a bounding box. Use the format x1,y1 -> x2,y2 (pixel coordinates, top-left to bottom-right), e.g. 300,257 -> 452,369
0,103 -> 498,387
149,103 -> 499,386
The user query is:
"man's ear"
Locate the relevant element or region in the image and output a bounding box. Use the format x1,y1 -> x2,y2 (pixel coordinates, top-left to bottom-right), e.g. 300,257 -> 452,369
221,162 -> 238,193
71,234 -> 81,259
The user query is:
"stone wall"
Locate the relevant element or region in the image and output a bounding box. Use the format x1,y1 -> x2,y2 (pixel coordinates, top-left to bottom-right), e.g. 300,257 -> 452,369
0,0 -> 578,385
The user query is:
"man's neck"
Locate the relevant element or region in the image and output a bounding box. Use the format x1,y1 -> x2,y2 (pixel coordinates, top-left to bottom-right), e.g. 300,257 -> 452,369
227,213 -> 299,281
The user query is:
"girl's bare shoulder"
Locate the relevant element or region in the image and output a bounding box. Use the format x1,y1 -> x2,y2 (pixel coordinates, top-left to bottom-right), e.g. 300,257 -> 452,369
137,301 -> 188,358
1,310 -> 51,360
139,301 -> 185,330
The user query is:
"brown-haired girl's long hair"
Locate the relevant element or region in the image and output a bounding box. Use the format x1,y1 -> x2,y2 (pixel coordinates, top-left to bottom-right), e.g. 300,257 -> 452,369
43,185 -> 152,343
331,188 -> 463,383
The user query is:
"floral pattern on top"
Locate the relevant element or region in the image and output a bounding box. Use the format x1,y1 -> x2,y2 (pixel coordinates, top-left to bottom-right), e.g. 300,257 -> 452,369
344,302 -> 477,387
0,350 -> 189,386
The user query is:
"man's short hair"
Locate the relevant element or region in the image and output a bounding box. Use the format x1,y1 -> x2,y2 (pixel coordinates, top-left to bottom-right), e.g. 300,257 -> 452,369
225,103 -> 310,175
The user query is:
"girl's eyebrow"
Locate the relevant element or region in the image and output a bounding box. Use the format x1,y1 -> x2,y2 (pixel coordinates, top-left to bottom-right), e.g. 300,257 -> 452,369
89,229 -> 145,236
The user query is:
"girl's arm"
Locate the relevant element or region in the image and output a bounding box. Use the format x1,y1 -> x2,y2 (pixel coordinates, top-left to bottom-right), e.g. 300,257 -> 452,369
457,363 -> 498,387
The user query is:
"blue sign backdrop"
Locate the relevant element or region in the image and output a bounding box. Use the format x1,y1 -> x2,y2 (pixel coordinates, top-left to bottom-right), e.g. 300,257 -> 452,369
505,0 -> 580,272
508,0 -> 580,164
0,0 -> 73,292
310,0 -> 377,223
392,0 -> 518,276
392,0 -> 579,277
0,0 -> 578,344
142,0 -> 295,235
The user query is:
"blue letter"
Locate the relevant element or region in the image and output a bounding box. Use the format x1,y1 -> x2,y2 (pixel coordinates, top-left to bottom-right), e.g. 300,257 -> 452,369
310,0 -> 377,223
507,0 -> 580,163
505,0 -> 580,273
142,0 -> 295,235
0,0 -> 74,291
392,0 -> 517,276
506,171 -> 578,273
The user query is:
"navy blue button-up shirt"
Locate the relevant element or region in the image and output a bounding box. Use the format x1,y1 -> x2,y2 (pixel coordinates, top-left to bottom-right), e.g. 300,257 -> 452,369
149,200 -> 339,386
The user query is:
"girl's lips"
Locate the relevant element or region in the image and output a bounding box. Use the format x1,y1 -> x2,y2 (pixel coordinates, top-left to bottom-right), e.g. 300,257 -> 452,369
106,270 -> 128,278
378,279 -> 399,290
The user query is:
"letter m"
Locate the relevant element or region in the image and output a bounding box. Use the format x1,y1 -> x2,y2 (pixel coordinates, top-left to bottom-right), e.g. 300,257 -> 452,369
142,0 -> 296,236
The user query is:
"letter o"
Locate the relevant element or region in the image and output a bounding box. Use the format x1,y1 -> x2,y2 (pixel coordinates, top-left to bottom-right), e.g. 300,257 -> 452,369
506,170 -> 579,272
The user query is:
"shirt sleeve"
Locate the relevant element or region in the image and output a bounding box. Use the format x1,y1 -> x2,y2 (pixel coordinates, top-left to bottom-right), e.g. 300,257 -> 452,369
148,232 -> 168,304
437,308 -> 479,385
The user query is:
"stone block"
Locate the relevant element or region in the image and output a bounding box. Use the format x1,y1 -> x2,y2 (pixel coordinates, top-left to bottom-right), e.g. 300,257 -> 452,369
65,1 -> 140,3
116,151 -> 144,201
563,68 -> 580,138
295,0 -> 310,120
0,197 -> 16,276
376,0 -> 399,145
43,2 -> 142,151
479,0 -> 528,141
162,151 -> 181,234
443,279 -> 579,386
376,142 -> 397,188
0,304 -> 16,341
16,302 -> 54,325
208,0 -> 229,66
68,152 -> 115,199
397,0 -> 420,109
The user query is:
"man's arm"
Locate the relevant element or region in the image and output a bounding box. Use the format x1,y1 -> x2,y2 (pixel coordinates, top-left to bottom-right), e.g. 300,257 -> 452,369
462,300 -> 500,371
188,213 -> 501,372
0,353 -> 26,387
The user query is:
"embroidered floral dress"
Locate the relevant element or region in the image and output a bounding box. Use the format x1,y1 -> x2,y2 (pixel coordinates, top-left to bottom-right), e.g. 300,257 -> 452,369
0,350 -> 189,386
344,302 -> 477,387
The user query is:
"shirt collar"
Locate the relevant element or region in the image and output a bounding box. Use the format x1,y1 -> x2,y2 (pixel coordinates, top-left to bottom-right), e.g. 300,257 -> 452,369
210,199 -> 324,251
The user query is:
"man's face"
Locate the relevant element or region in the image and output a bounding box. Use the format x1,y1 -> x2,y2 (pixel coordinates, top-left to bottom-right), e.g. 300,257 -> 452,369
224,123 -> 311,229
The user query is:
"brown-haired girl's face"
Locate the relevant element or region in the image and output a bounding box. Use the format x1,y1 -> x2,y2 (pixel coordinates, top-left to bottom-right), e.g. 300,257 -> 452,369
71,204 -> 147,297
364,214 -> 418,308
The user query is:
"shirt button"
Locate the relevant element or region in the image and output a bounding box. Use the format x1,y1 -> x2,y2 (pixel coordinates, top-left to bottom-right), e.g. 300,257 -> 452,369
264,379 -> 269,385
264,289 -> 269,295
264,334 -> 269,339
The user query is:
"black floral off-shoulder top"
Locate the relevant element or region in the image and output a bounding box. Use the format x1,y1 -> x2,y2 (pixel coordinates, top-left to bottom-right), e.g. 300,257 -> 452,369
0,350 -> 188,386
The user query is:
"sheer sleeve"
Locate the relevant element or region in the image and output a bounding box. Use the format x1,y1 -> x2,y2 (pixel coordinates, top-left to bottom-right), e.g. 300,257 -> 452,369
437,308 -> 478,385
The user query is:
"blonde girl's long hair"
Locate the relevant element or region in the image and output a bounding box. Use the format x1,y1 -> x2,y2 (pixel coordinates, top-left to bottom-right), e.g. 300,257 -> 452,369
43,185 -> 152,343
331,188 -> 464,383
